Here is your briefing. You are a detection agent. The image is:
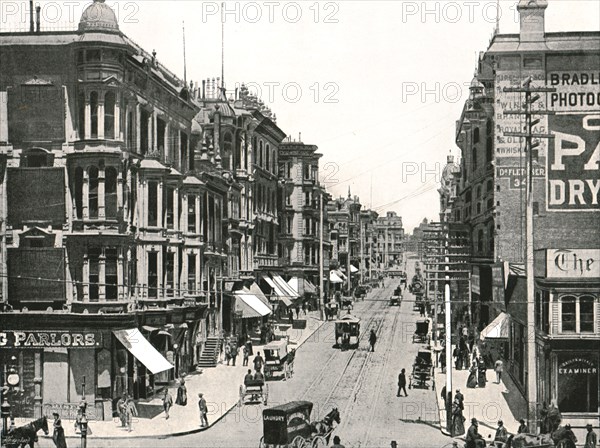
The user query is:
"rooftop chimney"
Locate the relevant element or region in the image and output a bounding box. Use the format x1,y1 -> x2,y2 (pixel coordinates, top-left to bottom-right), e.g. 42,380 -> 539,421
29,0 -> 34,32
517,0 -> 548,43
35,4 -> 41,33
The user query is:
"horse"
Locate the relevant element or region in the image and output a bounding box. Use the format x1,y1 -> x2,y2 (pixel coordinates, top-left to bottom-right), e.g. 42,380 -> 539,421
4,415 -> 49,448
310,407 -> 340,443
506,433 -> 554,448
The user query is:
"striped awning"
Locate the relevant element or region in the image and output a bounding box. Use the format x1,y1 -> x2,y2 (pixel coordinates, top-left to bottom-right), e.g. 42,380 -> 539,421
235,291 -> 272,319
480,312 -> 511,340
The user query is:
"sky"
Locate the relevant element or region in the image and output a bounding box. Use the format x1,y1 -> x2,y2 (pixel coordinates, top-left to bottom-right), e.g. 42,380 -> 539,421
2,0 -> 598,231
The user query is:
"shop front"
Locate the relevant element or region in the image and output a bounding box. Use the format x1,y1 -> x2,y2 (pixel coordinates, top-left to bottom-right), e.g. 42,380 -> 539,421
0,314 -> 134,422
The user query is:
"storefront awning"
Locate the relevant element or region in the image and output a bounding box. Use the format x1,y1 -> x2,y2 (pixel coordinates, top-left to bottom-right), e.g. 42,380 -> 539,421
262,274 -> 297,306
249,282 -> 271,307
330,271 -> 343,283
480,312 -> 511,340
113,329 -> 174,374
235,291 -> 272,318
272,274 -> 299,299
288,277 -> 317,295
350,265 -> 359,273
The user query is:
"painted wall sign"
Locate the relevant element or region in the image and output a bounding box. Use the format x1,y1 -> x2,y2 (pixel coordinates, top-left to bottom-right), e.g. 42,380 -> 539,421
0,331 -> 102,348
546,249 -> 600,278
547,114 -> 600,211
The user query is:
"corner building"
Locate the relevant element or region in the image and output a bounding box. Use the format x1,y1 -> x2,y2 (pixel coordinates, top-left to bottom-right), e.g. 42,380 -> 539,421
453,0 -> 599,433
0,0 -> 224,420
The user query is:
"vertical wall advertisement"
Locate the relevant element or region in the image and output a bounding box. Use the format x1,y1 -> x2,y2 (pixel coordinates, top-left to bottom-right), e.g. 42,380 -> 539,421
546,54 -> 600,212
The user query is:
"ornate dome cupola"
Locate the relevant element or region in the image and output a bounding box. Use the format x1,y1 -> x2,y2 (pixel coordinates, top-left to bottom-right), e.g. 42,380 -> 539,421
79,0 -> 120,33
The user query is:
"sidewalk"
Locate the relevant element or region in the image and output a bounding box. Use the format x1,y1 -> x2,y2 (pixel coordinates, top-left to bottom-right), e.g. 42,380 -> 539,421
434,358 -> 527,439
43,311 -> 325,441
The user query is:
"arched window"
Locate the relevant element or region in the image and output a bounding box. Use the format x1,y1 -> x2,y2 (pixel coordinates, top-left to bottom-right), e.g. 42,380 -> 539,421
477,228 -> 484,253
78,93 -> 85,139
259,141 -> 264,167
90,92 -> 99,138
488,224 -> 495,254
580,295 -> 595,333
105,167 -> 118,219
265,144 -> 270,172
473,127 -> 480,144
472,146 -> 477,170
104,91 -> 115,139
89,166 -> 99,219
223,132 -> 233,171
75,167 -> 84,219
127,109 -> 134,150
561,295 -> 576,332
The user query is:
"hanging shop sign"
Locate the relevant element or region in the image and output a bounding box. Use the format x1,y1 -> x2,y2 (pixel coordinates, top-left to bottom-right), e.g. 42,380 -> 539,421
472,266 -> 481,295
0,331 -> 102,348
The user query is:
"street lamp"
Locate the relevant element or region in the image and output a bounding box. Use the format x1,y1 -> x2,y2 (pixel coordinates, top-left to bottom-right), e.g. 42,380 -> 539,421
80,413 -> 88,448
2,356 -> 19,435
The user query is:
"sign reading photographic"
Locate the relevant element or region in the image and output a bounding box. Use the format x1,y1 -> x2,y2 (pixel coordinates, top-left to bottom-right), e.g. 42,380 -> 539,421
547,114 -> 600,211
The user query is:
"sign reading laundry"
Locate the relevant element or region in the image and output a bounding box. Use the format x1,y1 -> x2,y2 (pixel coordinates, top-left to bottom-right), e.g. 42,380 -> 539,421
0,331 -> 102,348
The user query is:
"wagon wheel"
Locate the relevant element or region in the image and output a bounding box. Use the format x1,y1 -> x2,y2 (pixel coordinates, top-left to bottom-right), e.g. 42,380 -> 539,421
238,385 -> 244,407
311,435 -> 327,448
258,436 -> 266,448
263,384 -> 269,405
291,435 -> 307,448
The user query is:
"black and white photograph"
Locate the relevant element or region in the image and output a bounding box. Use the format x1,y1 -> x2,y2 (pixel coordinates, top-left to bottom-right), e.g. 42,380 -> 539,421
0,1 -> 598,447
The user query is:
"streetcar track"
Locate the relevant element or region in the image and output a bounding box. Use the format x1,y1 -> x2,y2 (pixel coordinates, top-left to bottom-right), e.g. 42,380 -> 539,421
361,294 -> 404,447
299,295 -> 381,404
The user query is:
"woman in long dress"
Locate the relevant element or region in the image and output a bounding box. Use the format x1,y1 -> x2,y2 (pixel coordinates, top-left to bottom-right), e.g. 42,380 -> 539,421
452,397 -> 465,436
467,361 -> 478,388
176,377 -> 188,406
52,412 -> 68,448
477,356 -> 487,388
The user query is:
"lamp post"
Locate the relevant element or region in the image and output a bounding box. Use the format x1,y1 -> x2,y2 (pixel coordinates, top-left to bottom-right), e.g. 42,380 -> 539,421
2,356 -> 19,435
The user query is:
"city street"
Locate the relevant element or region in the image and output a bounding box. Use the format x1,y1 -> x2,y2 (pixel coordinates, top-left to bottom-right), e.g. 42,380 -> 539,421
38,261 -> 451,448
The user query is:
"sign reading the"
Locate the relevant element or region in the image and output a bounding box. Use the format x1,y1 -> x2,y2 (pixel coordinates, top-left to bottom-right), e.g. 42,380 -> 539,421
0,331 -> 101,348
547,114 -> 600,211
546,249 -> 600,279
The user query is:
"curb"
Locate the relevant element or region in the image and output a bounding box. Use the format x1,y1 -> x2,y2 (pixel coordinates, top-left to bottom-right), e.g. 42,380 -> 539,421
43,317 -> 327,441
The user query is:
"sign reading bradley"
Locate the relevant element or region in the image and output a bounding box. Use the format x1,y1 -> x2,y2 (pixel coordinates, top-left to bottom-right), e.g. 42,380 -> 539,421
0,331 -> 102,348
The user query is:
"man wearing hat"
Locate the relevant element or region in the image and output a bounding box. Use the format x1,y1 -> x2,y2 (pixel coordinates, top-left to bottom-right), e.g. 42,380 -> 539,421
331,435 -> 345,448
494,420 -> 508,447
466,418 -> 486,448
198,393 -> 208,427
517,419 -> 529,434
585,423 -> 597,448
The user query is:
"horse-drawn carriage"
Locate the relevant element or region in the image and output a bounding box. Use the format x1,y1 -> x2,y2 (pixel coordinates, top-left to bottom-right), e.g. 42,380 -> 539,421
413,319 -> 430,344
264,339 -> 294,380
3,416 -> 49,448
259,401 -> 340,448
325,300 -> 338,320
334,313 -> 361,349
239,376 -> 269,406
409,349 -> 434,389
390,286 -> 403,306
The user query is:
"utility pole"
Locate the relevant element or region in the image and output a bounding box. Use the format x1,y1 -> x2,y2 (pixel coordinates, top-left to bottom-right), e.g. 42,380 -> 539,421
504,77 -> 555,434
360,218 -> 365,285
319,191 -> 325,321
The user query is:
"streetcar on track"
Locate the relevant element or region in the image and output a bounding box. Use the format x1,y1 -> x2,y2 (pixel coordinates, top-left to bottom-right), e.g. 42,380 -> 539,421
264,339 -> 294,380
334,313 -> 360,349
259,401 -> 339,448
